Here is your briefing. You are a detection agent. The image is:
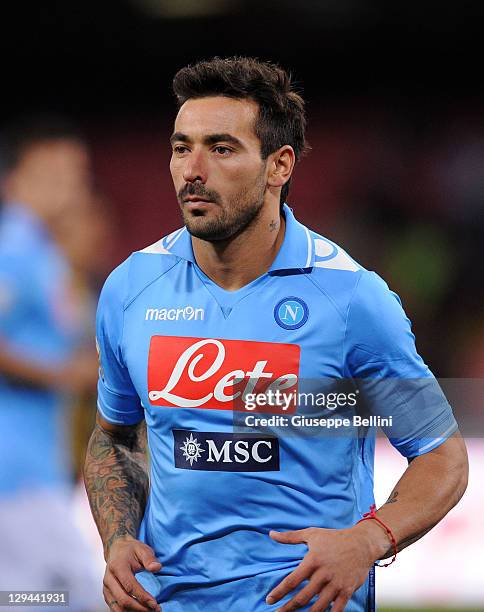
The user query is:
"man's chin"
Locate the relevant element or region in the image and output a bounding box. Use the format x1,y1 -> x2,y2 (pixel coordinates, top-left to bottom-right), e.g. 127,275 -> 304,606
181,199 -> 264,242
184,219 -> 234,241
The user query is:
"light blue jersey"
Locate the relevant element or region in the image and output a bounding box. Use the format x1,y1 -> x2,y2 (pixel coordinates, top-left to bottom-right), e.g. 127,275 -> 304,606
0,204 -> 81,494
96,204 -> 457,611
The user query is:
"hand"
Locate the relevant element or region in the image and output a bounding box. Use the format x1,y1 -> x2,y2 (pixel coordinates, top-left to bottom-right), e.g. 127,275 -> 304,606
103,536 -> 162,612
266,523 -> 385,611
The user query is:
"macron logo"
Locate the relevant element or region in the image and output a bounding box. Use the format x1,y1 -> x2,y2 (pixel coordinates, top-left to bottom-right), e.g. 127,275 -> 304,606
145,306 -> 204,322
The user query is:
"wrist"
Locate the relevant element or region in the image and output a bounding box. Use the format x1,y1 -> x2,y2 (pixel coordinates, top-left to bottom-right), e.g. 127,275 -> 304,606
104,533 -> 137,560
351,519 -> 391,563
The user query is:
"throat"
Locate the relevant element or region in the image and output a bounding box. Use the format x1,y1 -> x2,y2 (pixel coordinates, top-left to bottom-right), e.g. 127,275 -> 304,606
191,215 -> 286,291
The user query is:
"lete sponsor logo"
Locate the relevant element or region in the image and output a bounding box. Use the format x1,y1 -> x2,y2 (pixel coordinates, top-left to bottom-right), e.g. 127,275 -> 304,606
148,336 -> 300,413
173,430 -> 280,471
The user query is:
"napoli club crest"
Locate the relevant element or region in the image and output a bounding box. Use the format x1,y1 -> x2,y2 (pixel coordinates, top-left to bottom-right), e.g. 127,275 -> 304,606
274,297 -> 309,330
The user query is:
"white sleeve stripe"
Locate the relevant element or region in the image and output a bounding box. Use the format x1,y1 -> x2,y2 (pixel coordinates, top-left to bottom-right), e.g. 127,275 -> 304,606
96,400 -> 126,425
418,422 -> 457,453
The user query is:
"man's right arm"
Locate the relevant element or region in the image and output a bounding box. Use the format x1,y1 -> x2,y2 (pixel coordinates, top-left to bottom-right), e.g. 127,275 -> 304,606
0,263 -> 97,393
84,413 -> 161,612
0,344 -> 97,393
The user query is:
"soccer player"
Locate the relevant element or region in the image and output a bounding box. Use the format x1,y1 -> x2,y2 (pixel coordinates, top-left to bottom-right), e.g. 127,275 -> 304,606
85,58 -> 468,612
0,118 -> 101,609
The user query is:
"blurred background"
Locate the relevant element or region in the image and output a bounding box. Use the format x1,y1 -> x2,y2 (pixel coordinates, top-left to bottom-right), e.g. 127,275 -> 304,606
0,1 -> 482,610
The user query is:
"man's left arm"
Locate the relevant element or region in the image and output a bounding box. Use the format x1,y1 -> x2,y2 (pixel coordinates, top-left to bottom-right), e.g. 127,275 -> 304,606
267,271 -> 468,611
266,432 -> 468,612
359,431 -> 468,556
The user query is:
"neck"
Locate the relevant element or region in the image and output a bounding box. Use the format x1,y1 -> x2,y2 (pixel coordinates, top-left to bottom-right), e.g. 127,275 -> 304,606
191,204 -> 286,291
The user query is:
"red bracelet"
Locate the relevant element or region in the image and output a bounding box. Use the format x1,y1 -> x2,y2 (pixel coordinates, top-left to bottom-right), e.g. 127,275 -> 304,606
357,504 -> 398,567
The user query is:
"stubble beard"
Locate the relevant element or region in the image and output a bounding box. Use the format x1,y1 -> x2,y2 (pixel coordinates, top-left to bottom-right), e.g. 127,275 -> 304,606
179,171 -> 267,242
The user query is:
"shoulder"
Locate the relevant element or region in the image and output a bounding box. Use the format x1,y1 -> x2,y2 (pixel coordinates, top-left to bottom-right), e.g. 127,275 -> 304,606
302,227 -> 404,323
99,227 -> 184,311
303,228 -> 367,315
308,229 -> 362,274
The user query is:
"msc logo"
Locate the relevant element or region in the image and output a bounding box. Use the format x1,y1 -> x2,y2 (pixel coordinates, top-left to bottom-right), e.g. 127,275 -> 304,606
274,297 -> 309,330
145,306 -> 204,322
173,430 -> 280,471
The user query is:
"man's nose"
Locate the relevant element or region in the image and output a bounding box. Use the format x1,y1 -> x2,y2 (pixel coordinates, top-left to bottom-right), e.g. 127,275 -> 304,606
183,150 -> 207,184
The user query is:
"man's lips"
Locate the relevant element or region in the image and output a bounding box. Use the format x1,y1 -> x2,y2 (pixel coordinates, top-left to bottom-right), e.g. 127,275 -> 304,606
183,196 -> 212,203
183,197 -> 216,207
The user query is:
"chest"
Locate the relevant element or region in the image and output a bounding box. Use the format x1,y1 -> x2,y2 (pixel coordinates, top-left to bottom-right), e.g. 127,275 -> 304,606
123,267 -> 347,421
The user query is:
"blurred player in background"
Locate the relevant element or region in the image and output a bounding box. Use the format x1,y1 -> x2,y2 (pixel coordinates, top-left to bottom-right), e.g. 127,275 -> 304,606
0,117 -> 103,610
85,58 -> 468,612
55,191 -> 118,476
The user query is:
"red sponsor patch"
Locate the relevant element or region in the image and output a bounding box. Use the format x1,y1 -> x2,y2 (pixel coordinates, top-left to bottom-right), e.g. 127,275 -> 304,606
148,336 -> 300,413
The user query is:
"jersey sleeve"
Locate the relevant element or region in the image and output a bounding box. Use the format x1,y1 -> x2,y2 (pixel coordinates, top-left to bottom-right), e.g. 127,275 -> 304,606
96,259 -> 144,425
344,270 -> 458,458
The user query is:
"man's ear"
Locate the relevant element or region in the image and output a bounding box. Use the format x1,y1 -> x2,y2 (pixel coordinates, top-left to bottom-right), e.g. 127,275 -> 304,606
267,145 -> 296,189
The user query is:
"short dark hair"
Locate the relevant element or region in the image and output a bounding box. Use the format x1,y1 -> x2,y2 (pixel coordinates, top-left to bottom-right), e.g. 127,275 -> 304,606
0,115 -> 84,179
172,56 -> 309,207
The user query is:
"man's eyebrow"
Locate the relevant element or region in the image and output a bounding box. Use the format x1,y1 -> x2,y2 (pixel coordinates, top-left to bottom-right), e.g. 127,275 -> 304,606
203,133 -> 243,147
170,132 -> 244,147
170,132 -> 191,144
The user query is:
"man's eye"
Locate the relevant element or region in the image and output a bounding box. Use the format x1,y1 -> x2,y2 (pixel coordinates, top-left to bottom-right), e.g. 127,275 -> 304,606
214,146 -> 232,155
173,145 -> 189,154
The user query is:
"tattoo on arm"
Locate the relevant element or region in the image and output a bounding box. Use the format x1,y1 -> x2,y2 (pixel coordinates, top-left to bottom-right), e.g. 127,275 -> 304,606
379,490 -> 434,557
385,490 -> 399,504
83,421 -> 149,556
